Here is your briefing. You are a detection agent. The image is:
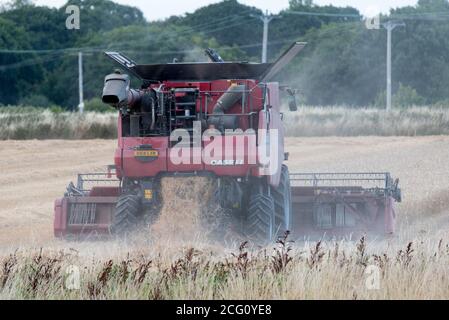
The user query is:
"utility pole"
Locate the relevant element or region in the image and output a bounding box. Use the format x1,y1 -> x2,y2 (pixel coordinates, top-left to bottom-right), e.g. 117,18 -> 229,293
252,11 -> 278,63
383,21 -> 405,111
78,51 -> 84,114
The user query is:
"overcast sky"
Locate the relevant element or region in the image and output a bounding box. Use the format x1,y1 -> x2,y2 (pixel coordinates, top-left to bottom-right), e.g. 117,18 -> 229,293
23,0 -> 419,20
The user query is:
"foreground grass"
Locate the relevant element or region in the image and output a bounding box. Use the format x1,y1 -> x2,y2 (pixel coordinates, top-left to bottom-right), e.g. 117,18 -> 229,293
1,236 -> 448,299
1,106 -> 449,139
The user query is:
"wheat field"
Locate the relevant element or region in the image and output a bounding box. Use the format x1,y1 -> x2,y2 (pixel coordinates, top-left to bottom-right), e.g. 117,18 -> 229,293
1,236 -> 449,299
0,108 -> 117,140
2,106 -> 449,139
284,106 -> 449,136
0,137 -> 449,299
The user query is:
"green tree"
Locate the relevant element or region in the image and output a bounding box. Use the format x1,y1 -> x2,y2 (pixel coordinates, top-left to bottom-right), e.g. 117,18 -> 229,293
0,0 -> 148,106
280,0 -> 449,105
42,23 -> 229,108
391,0 -> 449,104
0,17 -> 44,104
62,0 -> 146,36
4,0 -> 449,108
167,0 -> 262,59
374,84 -> 426,108
289,0 -> 314,7
281,22 -> 386,106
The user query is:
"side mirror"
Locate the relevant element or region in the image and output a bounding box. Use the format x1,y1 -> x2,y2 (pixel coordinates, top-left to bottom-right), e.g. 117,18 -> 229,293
286,88 -> 298,112
288,95 -> 298,112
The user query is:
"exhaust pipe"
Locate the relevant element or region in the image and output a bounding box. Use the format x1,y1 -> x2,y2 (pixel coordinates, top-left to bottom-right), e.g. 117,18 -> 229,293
102,72 -> 143,108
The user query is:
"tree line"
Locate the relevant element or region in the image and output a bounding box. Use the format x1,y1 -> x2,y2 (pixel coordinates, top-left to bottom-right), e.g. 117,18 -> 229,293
1,0 -> 449,109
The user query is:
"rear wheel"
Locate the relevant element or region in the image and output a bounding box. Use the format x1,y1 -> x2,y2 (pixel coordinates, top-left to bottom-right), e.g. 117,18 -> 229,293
246,179 -> 275,244
111,194 -> 141,235
272,165 -> 292,238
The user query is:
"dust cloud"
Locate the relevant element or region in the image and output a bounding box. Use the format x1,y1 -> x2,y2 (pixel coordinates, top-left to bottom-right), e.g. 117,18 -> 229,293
150,176 -> 217,242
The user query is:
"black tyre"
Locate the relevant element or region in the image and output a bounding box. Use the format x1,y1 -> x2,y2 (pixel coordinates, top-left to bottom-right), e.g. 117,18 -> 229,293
246,180 -> 275,243
272,165 -> 292,239
111,194 -> 141,235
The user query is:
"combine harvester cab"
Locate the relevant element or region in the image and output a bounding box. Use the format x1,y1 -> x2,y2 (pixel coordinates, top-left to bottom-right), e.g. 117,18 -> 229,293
290,173 -> 401,239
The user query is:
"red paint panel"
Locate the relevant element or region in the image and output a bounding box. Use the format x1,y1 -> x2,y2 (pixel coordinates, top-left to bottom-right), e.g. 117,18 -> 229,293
203,135 -> 257,176
114,148 -> 123,179
54,197 -> 117,237
167,147 -> 204,172
53,198 -> 66,237
112,80 -> 281,180
89,187 -> 120,197
121,137 -> 168,178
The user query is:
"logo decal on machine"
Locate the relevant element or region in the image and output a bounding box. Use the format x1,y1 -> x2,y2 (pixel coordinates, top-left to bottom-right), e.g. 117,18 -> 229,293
133,145 -> 159,163
210,160 -> 244,166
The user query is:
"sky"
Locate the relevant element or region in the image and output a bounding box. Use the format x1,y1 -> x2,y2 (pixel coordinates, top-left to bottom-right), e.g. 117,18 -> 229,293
24,0 -> 418,20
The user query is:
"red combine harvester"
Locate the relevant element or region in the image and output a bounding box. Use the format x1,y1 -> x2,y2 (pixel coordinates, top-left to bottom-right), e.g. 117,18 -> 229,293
54,43 -> 401,241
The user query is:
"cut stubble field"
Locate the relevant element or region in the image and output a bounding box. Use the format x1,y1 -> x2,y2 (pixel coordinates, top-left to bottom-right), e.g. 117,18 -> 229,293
2,136 -> 447,245
0,137 -> 449,299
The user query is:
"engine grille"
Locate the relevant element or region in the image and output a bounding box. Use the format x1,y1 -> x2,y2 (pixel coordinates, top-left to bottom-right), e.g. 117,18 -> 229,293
68,203 -> 97,225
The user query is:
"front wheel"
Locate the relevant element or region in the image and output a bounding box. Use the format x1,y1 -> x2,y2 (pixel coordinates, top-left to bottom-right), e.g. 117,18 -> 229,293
246,179 -> 276,244
111,194 -> 141,235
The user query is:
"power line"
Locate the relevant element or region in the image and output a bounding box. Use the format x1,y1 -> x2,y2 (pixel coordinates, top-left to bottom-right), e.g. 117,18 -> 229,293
0,52 -> 63,71
285,10 -> 361,18
110,19 -> 248,51
285,9 -> 449,22
0,48 -> 83,54
2,9 -> 449,56
389,13 -> 449,21
125,38 -> 301,55
0,15 -> 247,56
2,8 -> 449,70
5,10 -> 375,57
94,14 -> 249,51
0,38 -> 302,71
